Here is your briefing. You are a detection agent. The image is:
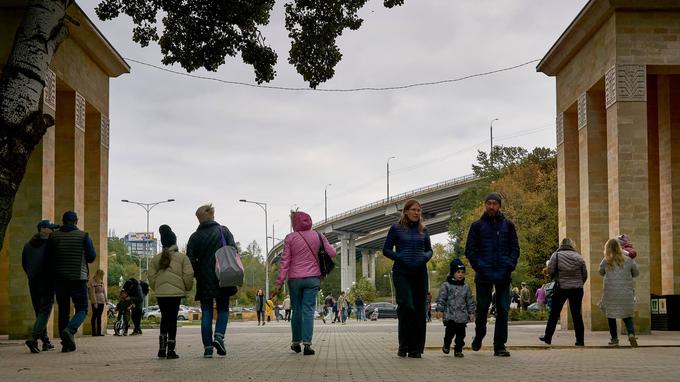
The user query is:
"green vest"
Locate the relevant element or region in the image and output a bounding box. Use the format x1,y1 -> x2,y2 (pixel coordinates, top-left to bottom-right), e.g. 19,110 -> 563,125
51,230 -> 88,281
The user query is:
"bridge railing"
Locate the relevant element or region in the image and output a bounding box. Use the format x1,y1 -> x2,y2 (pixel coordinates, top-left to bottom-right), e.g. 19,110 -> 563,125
315,173 -> 479,228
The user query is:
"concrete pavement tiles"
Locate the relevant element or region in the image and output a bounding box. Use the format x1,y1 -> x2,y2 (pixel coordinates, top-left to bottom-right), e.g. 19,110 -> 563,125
1,321 -> 679,381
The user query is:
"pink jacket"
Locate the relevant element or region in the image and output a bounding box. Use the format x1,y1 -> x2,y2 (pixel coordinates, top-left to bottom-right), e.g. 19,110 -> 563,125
276,211 -> 336,286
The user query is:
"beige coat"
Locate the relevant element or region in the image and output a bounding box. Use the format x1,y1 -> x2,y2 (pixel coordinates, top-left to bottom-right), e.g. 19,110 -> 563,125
148,245 -> 194,297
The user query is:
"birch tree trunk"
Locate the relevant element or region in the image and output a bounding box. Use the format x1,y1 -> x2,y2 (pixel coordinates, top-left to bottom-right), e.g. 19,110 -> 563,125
0,0 -> 71,250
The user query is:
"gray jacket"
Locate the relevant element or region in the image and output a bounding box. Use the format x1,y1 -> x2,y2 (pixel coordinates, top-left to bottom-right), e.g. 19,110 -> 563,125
435,279 -> 475,324
599,256 -> 638,319
548,244 -> 588,289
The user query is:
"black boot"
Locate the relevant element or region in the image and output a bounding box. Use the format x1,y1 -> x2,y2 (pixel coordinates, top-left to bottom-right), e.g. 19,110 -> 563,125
303,344 -> 315,355
166,339 -> 179,359
158,335 -> 167,358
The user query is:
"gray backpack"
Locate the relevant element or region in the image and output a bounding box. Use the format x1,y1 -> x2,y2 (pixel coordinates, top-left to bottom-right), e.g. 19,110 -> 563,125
214,226 -> 244,287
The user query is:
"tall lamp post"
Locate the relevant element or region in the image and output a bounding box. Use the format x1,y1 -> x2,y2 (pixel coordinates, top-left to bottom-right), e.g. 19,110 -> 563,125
387,156 -> 396,200
324,183 -> 332,222
239,199 -> 270,297
490,118 -> 499,165
122,198 -> 175,306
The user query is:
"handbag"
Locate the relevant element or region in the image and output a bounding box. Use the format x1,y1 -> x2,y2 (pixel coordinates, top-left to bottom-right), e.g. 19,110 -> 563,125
214,226 -> 244,288
299,231 -> 335,277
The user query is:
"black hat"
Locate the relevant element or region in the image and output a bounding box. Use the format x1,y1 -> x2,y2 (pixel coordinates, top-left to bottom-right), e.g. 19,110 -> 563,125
159,224 -> 177,248
36,220 -> 59,231
450,258 -> 466,274
484,192 -> 502,206
62,210 -> 78,223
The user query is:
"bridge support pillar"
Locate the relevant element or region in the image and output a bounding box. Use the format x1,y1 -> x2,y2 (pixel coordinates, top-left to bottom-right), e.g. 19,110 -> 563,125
340,234 -> 357,293
361,251 -> 376,287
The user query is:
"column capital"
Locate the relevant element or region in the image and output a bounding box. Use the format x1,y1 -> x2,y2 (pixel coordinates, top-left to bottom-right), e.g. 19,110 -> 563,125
578,92 -> 587,130
75,92 -> 86,132
605,64 -> 647,108
556,112 -> 564,146
43,67 -> 56,112
101,115 -> 109,149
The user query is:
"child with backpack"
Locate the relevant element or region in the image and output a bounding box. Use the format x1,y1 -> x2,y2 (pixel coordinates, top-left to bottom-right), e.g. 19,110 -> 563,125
435,258 -> 476,358
114,290 -> 131,336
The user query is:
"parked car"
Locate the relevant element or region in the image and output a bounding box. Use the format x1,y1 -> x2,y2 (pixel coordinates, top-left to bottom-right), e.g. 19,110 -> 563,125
143,308 -> 162,320
527,302 -> 541,313
364,302 -> 398,319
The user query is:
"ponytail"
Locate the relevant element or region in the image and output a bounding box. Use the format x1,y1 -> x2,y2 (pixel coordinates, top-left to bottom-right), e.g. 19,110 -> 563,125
159,248 -> 172,270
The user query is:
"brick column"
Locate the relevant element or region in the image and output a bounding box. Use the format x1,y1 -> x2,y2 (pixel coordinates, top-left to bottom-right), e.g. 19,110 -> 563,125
605,64 -> 651,333
578,88 -> 609,331
83,106 -> 109,334
6,68 -> 57,339
647,76 -> 661,296
658,75 -> 680,295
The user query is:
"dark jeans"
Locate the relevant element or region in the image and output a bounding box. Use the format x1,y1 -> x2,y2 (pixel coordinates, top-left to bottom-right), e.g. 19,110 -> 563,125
29,280 -> 54,342
130,297 -> 143,332
543,288 -> 584,344
443,321 -> 467,352
158,297 -> 181,340
393,268 -> 428,354
54,280 -> 89,335
285,309 -> 291,321
257,311 -> 264,323
609,317 -> 635,339
91,303 -> 104,335
475,281 -> 510,350
200,292 -> 230,348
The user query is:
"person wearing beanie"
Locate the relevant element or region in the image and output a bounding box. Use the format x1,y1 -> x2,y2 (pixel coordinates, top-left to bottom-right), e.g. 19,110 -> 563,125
465,192 -> 519,357
149,224 -> 193,359
435,258 -> 475,358
187,204 -> 237,358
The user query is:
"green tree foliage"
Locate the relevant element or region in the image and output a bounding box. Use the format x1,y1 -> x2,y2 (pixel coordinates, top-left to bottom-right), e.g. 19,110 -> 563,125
348,277 -> 377,303
449,146 -> 558,292
96,0 -> 406,88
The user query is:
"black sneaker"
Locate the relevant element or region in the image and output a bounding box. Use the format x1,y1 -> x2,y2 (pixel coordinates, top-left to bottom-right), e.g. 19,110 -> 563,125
25,340 -> 40,354
442,346 -> 450,354
397,350 -> 407,358
407,352 -> 422,358
212,337 -> 226,356
494,348 -> 511,357
42,341 -> 54,351
291,344 -> 301,353
454,351 -> 464,358
303,345 -> 315,355
471,337 -> 482,351
60,329 -> 76,352
539,335 -> 551,345
575,341 -> 585,347
203,348 -> 213,358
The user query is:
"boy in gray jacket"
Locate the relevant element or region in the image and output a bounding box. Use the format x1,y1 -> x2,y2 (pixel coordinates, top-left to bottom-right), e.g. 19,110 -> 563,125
435,258 -> 476,357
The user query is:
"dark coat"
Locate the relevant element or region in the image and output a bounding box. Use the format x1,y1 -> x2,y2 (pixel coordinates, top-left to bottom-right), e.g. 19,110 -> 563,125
186,220 -> 237,301
22,235 -> 51,281
382,223 -> 433,272
465,212 -> 520,283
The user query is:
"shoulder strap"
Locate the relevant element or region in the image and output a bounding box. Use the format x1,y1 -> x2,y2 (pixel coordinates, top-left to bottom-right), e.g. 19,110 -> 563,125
297,232 -> 317,255
217,226 -> 227,247
555,252 -> 560,279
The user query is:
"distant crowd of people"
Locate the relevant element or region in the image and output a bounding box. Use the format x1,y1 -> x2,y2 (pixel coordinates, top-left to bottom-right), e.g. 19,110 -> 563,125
21,194 -> 641,359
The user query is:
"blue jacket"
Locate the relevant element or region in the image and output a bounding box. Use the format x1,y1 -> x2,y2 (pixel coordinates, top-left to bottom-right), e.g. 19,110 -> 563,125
465,212 -> 519,282
382,223 -> 433,272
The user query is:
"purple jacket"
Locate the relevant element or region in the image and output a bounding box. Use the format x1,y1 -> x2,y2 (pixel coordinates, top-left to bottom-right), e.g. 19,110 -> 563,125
276,211 -> 336,286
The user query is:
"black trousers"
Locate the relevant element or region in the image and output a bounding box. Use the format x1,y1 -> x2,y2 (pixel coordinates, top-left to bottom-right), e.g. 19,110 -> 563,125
543,288 -> 584,344
257,310 -> 264,323
158,297 -> 181,340
393,268 -> 428,354
131,297 -> 143,332
443,321 -> 467,352
29,280 -> 53,342
91,304 -> 104,335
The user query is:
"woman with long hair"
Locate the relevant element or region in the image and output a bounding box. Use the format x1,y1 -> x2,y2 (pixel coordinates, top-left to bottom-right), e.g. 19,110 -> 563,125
274,210 -> 336,355
255,289 -> 266,326
599,238 -> 639,347
382,199 -> 433,358
89,269 -> 106,336
148,225 -> 194,359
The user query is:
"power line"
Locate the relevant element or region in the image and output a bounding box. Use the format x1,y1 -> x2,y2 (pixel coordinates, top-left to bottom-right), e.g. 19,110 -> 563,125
123,57 -> 540,92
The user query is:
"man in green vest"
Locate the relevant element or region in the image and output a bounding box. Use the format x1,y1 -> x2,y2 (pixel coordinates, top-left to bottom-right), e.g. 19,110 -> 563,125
49,211 -> 96,352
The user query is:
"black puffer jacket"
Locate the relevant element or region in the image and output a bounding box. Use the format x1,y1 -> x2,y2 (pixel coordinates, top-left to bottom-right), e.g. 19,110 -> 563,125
465,212 -> 520,283
186,221 -> 237,301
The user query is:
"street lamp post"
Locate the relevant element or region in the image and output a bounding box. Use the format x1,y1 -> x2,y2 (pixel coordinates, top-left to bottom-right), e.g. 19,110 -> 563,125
324,183 -> 332,221
239,199 -> 270,297
387,156 -> 396,200
490,118 -> 499,165
122,198 -> 175,307
383,272 -> 395,304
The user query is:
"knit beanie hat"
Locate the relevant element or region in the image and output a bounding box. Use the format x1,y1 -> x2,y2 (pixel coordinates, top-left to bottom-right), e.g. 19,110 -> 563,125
484,192 -> 502,206
450,258 -> 466,274
159,224 -> 177,248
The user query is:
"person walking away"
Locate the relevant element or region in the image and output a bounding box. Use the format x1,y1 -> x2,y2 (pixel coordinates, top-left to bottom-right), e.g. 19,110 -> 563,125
323,294 -> 334,323
355,295 -> 365,321
265,298 -> 274,322
535,284 -> 546,313
274,210 -> 336,355
539,238 -> 588,346
520,283 -> 531,311
88,269 -> 107,336
599,238 -> 639,347
337,292 -> 349,324
22,220 -> 58,353
465,193 -> 519,357
426,292 -> 433,322
283,295 -> 291,321
49,211 -> 96,352
435,258 -> 475,358
382,199 -> 433,358
187,204 -> 238,358
122,278 -> 144,335
255,289 -> 266,326
149,225 -> 194,359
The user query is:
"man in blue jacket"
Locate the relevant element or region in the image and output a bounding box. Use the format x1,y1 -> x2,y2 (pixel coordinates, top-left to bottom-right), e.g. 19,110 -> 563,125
465,193 -> 519,357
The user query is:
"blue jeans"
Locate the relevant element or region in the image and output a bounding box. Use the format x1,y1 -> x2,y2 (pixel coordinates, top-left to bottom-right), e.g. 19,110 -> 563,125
474,281 -> 510,350
288,277 -> 320,345
609,317 -> 635,339
200,293 -> 230,348
54,280 -> 89,334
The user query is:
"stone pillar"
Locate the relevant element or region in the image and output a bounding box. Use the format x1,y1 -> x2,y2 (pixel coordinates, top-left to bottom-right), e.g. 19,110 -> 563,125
348,237 -> 356,291
362,251 -> 369,279
340,235 -> 349,293
6,69 -> 57,339
647,76 -> 661,296
578,88 -> 609,331
605,64 -> 651,333
83,106 -> 109,334
658,75 -> 680,295
53,90 -> 86,335
370,252 -> 376,284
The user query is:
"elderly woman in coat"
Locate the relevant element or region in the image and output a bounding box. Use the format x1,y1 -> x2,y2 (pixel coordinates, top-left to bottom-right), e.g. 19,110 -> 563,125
599,238 -> 639,347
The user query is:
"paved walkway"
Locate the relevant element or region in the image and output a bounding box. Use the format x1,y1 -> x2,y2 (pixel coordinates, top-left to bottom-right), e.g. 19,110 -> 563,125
1,320 -> 679,381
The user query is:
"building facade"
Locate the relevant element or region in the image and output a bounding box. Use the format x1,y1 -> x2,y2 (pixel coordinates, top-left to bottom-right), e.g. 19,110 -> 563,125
0,2 -> 128,338
538,0 -> 680,333
123,232 -> 158,258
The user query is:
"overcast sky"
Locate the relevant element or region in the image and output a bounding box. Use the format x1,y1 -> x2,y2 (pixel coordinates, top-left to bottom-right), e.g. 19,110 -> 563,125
81,0 -> 589,252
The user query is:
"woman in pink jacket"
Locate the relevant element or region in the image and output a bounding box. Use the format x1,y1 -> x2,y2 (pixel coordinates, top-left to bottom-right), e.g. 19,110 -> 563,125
274,211 -> 336,356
